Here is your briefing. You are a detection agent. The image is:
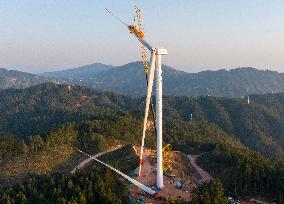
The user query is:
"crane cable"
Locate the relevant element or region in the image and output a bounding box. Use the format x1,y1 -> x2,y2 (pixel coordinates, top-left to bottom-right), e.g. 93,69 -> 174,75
105,8 -> 128,27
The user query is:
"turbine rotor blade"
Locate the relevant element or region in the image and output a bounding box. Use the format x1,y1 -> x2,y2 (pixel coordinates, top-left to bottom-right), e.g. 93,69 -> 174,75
105,8 -> 153,52
76,148 -> 156,195
138,38 -> 153,52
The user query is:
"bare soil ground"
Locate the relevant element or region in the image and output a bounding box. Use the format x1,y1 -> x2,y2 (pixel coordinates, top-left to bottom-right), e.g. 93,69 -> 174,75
131,147 -> 194,204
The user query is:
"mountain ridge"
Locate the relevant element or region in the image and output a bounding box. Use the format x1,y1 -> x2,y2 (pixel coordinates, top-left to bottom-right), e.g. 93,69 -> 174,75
1,62 -> 284,97
40,63 -> 113,79
0,67 -> 50,89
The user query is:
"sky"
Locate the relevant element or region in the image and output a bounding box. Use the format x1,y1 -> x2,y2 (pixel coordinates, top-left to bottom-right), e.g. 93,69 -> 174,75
0,0 -> 284,73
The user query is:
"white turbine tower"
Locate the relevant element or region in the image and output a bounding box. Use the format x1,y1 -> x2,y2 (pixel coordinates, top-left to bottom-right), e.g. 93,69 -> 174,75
106,8 -> 167,189
155,48 -> 167,189
138,44 -> 167,189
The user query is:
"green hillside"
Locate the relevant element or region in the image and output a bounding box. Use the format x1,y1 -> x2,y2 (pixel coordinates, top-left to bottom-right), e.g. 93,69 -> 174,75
0,83 -> 283,202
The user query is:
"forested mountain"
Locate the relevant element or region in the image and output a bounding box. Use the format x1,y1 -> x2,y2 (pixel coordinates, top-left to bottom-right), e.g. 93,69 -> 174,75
0,68 -> 50,89
38,62 -> 284,97
2,62 -> 284,98
0,83 -> 283,202
0,83 -> 139,139
40,63 -> 113,80
1,83 -> 284,159
164,94 -> 284,159
0,84 -> 284,161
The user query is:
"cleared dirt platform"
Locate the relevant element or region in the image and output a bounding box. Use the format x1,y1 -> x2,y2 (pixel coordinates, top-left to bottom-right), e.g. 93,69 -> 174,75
131,147 -> 194,203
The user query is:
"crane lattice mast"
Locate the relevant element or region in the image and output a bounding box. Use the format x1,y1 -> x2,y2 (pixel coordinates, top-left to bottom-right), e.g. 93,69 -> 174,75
134,6 -> 148,72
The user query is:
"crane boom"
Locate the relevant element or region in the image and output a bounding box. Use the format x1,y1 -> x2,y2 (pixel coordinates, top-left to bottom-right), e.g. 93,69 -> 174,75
105,8 -> 145,39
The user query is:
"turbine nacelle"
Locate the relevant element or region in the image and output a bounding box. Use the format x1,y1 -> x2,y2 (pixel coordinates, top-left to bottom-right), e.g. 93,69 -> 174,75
156,48 -> 168,55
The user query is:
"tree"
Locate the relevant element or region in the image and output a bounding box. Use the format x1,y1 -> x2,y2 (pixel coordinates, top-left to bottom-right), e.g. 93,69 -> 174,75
192,180 -> 227,204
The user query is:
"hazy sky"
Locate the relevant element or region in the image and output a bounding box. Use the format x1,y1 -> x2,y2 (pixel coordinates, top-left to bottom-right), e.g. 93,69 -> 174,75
0,0 -> 284,73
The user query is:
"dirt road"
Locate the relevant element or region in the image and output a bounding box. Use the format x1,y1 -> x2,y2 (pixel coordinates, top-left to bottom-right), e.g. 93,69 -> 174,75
187,155 -> 213,184
71,145 -> 122,174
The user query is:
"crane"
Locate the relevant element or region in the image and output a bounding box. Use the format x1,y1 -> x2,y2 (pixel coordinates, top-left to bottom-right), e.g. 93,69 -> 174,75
133,5 -> 158,168
77,6 -> 167,196
106,6 -> 167,189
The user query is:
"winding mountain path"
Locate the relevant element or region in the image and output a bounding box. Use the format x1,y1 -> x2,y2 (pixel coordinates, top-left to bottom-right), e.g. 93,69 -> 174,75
187,155 -> 213,184
71,145 -> 122,174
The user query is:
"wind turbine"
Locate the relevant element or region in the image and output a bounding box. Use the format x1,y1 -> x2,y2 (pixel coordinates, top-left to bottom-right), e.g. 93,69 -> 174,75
75,7 -> 168,196
106,8 -> 167,189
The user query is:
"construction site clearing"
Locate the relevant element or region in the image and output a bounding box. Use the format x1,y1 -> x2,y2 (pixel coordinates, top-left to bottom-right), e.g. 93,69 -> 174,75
74,145 -> 273,204
130,146 -> 195,203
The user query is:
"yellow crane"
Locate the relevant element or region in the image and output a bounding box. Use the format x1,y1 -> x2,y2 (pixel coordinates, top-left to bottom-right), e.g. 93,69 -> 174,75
150,144 -> 175,176
105,4 -> 168,189
133,5 -> 148,73
162,144 -> 175,177
133,5 -> 157,136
